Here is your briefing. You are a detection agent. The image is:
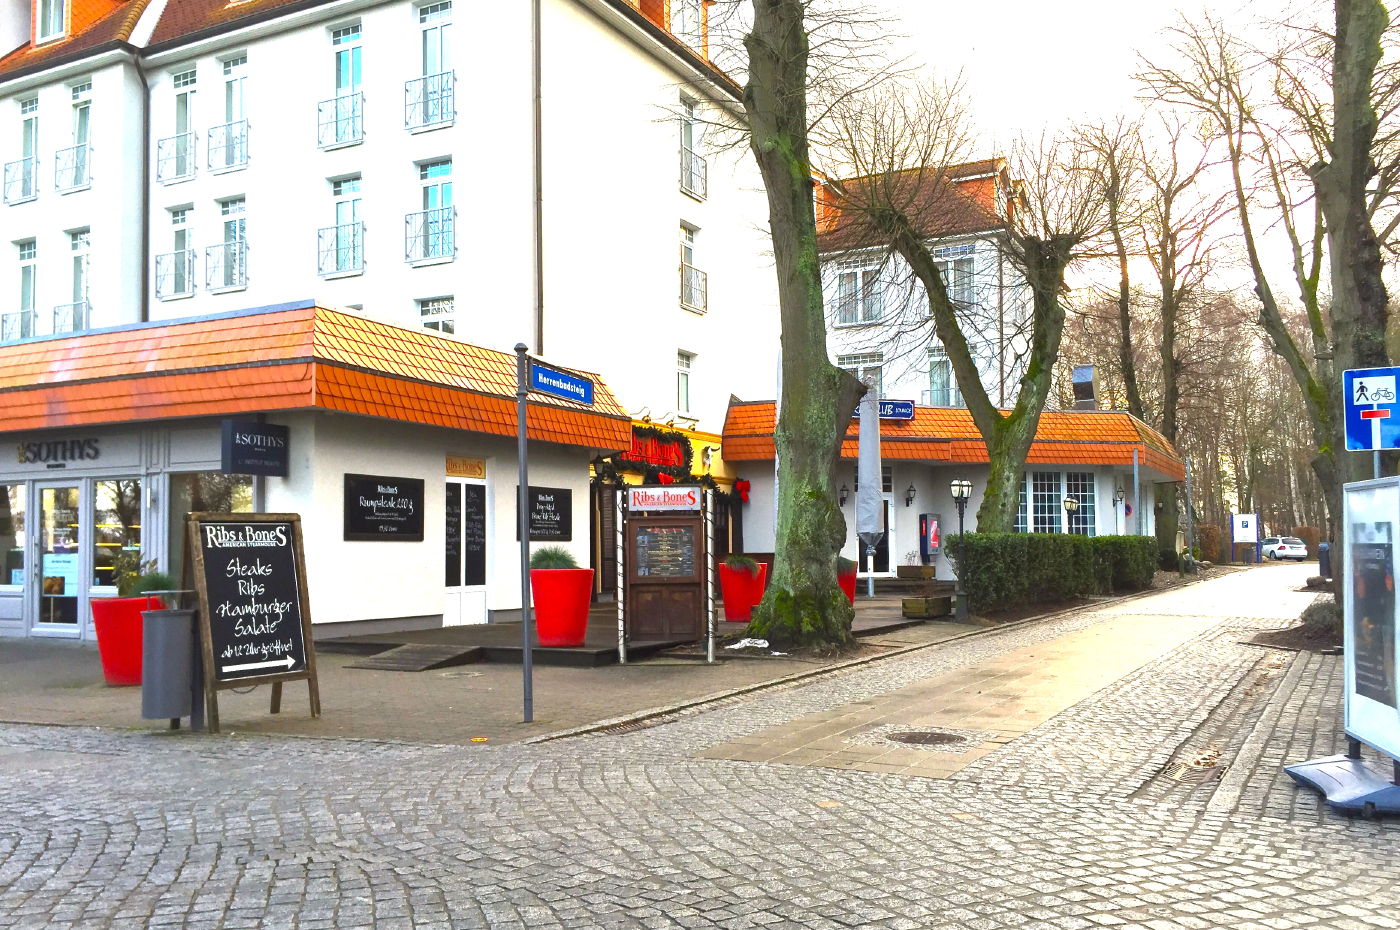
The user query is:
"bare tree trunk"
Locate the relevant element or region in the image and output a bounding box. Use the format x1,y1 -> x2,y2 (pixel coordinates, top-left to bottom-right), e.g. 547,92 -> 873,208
742,0 -> 865,650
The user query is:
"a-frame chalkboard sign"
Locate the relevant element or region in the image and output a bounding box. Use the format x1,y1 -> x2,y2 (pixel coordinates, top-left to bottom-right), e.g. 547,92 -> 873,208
188,513 -> 321,732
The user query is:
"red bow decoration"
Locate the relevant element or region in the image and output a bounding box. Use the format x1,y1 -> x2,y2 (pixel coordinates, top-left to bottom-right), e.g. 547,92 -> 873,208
734,479 -> 751,502
657,473 -> 676,485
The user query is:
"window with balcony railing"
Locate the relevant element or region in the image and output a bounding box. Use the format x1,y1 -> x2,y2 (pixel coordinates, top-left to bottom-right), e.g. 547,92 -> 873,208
52,301 -> 88,333
319,222 -> 364,276
208,120 -> 249,171
404,72 -> 454,130
318,93 -> 364,149
155,249 -> 196,299
681,147 -> 707,200
156,132 -> 196,182
54,144 -> 89,192
405,207 -> 454,263
205,240 -> 247,291
0,311 -> 33,341
681,263 -> 707,312
3,157 -> 38,204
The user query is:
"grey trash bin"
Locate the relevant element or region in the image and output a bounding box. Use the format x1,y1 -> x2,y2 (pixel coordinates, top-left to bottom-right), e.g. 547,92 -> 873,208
1318,542 -> 1332,579
142,609 -> 197,721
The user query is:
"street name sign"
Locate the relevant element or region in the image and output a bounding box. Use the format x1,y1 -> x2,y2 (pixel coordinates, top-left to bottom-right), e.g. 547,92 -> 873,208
530,362 -> 595,406
851,399 -> 916,420
1344,367 -> 1400,451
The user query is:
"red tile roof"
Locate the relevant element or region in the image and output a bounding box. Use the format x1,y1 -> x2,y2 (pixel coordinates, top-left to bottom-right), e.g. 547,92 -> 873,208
0,302 -> 632,450
148,0 -> 320,45
816,159 -> 1010,254
721,401 -> 1185,481
0,0 -> 150,78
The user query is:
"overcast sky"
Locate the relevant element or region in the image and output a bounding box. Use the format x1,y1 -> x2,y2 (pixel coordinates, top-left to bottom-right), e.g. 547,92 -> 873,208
885,0 -> 1314,149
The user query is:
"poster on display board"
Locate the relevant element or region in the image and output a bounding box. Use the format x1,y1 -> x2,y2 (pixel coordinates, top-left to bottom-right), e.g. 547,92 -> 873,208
1344,478 -> 1400,760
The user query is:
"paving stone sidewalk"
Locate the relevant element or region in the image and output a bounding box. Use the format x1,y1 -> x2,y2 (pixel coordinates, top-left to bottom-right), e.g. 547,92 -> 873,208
4,562 -> 1392,930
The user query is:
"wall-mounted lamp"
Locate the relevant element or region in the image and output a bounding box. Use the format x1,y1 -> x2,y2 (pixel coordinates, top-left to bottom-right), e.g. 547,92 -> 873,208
838,483 -> 850,507
904,483 -> 917,507
1113,485 -> 1125,504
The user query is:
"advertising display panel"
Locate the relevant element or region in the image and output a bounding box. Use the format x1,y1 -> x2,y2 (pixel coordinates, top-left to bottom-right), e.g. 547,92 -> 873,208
1344,478 -> 1400,760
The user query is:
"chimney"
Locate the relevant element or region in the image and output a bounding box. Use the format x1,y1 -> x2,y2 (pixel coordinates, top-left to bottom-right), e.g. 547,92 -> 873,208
1072,365 -> 1097,411
0,0 -> 30,57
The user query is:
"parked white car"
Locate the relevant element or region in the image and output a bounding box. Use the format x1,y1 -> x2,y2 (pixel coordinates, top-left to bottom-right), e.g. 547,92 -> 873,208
1262,537 -> 1308,561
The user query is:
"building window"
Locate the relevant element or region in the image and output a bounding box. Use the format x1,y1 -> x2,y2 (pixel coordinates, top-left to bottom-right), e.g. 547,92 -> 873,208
680,97 -> 706,199
4,241 -> 37,340
680,224 -> 707,312
320,176 -> 363,276
670,0 -> 702,45
1015,475 -> 1028,533
321,23 -> 364,148
1031,471 -> 1062,534
834,264 -> 882,325
419,297 -> 455,334
1065,472 -> 1096,537
211,56 -> 248,171
677,351 -> 694,413
837,352 -> 883,396
853,464 -> 893,494
407,159 -> 454,263
207,197 -> 247,290
159,71 -> 197,183
56,228 -> 90,332
927,345 -> 961,407
933,244 -> 975,309
38,0 -> 67,41
406,2 -> 454,129
56,82 -> 91,192
4,99 -> 39,204
156,207 -> 195,299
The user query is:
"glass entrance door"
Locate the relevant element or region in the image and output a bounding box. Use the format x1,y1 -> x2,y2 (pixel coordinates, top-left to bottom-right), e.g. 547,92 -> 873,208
444,479 -> 486,625
33,483 -> 82,635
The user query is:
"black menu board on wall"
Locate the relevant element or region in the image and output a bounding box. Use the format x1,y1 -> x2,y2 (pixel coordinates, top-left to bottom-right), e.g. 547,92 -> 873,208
634,524 -> 698,579
344,474 -> 425,541
516,486 -> 572,541
445,484 -> 462,587
463,483 -> 487,586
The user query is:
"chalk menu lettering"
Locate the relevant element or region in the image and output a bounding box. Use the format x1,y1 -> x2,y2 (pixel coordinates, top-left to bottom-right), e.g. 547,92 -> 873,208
194,519 -> 309,684
1353,540 -> 1397,707
445,484 -> 462,587
344,474 -> 425,541
463,483 -> 487,586
516,486 -> 573,541
634,524 -> 697,579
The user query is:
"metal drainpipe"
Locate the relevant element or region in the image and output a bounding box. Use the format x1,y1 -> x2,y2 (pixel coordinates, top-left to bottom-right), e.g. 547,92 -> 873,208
135,52 -> 151,322
532,0 -> 544,355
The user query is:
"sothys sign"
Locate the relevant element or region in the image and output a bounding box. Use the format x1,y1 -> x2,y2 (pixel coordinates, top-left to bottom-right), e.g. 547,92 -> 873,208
628,486 -> 701,512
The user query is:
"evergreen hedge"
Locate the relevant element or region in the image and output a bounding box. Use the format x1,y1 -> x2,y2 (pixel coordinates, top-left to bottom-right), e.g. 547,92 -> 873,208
946,533 -> 1158,614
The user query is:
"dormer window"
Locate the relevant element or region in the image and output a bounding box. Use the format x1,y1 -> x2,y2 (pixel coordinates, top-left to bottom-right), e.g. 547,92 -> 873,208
38,0 -> 67,42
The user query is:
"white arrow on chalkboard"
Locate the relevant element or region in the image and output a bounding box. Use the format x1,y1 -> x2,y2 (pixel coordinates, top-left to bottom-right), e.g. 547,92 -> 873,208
222,656 -> 296,674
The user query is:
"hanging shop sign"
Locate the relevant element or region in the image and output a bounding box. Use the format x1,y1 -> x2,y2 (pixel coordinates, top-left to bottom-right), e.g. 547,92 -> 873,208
343,474 -> 425,541
220,420 -> 290,477
627,485 -> 702,512
517,486 -> 573,540
188,512 -> 321,732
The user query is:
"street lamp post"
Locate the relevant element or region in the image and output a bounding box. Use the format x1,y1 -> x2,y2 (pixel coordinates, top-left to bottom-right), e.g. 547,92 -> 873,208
1063,495 -> 1080,535
950,479 -> 972,621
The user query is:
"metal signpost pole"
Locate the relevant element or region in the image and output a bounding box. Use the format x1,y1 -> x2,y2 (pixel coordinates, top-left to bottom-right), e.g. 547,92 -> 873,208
515,344 -> 534,723
616,490 -> 627,665
705,489 -> 715,665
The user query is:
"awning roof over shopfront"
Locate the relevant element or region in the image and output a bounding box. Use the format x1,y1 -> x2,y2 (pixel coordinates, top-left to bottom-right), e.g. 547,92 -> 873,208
0,301 -> 632,451
722,401 -> 1185,481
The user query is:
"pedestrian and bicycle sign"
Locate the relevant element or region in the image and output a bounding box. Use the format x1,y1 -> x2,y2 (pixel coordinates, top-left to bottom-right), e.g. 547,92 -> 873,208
1344,367 -> 1400,451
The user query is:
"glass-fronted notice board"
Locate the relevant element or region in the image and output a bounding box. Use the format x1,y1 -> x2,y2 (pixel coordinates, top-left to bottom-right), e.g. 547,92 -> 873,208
633,524 -> 697,580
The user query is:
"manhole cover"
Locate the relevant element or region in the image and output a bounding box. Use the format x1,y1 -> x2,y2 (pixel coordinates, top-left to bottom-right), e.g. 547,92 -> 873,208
887,730 -> 966,747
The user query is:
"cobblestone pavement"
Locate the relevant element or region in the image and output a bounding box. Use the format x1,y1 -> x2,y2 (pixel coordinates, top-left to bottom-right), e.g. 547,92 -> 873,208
4,563 -> 1398,929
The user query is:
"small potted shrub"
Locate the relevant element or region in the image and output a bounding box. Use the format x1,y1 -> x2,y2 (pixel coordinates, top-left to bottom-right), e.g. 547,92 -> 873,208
719,554 -> 767,622
91,565 -> 174,686
529,546 -> 593,647
837,556 -> 858,604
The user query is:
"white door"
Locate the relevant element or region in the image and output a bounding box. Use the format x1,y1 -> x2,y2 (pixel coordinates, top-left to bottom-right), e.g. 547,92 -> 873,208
444,479 -> 487,626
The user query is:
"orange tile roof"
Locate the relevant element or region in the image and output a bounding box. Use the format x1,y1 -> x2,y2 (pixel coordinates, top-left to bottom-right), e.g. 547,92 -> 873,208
0,0 -> 150,78
722,401 -> 1186,481
148,0 -> 320,45
0,302 -> 632,450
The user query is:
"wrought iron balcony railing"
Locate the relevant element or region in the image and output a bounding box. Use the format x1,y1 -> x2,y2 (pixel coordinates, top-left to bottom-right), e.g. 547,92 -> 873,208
318,222 -> 365,276
681,147 -> 707,200
0,310 -> 34,341
404,72 -> 454,130
205,241 -> 247,290
54,144 -> 89,192
155,249 -> 196,300
208,120 -> 249,171
3,156 -> 37,204
156,133 -> 196,183
52,301 -> 89,334
681,262 -> 707,312
318,93 -> 364,149
404,207 -> 455,263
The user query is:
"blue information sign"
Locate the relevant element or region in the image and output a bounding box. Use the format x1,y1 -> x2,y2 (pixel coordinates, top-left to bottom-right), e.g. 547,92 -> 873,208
1344,367 -> 1400,451
530,362 -> 594,406
853,399 -> 916,420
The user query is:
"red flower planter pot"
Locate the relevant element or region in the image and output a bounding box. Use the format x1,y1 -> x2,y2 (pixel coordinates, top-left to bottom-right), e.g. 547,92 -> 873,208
719,563 -> 768,622
530,568 -> 594,647
837,570 -> 857,605
91,595 -> 165,686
